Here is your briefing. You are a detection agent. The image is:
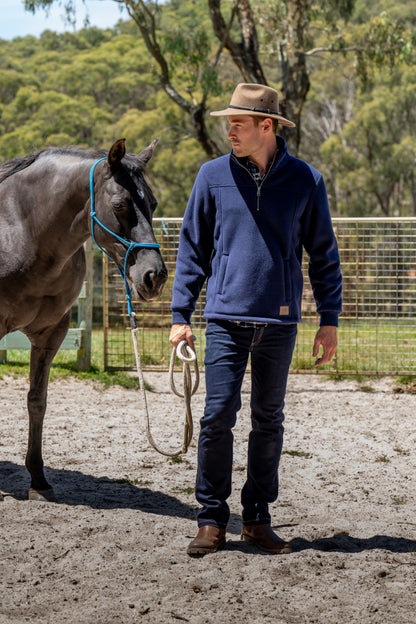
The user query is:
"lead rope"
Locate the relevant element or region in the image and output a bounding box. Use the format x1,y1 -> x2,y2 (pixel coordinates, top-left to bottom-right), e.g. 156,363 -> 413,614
169,339 -> 199,452
131,314 -> 199,456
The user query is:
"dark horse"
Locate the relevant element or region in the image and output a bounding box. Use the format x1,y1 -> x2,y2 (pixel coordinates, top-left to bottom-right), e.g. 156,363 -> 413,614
0,138 -> 168,501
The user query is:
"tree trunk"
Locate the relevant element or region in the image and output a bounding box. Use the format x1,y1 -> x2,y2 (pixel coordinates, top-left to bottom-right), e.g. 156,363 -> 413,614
124,0 -> 222,158
208,0 -> 267,84
280,0 -> 310,154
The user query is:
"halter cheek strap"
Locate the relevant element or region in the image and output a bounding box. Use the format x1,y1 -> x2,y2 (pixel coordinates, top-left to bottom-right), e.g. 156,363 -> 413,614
89,157 -> 160,317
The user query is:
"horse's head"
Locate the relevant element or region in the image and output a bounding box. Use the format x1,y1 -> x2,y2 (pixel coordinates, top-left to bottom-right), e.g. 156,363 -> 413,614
91,139 -> 168,302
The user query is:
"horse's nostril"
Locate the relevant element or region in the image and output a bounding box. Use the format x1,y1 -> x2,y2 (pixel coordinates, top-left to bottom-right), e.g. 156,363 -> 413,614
143,268 -> 168,293
144,270 -> 155,291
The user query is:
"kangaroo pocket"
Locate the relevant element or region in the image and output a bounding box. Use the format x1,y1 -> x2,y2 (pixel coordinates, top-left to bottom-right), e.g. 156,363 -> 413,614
216,253 -> 229,295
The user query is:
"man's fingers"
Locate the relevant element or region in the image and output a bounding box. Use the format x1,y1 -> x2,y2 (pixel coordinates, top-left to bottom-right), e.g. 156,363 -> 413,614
313,326 -> 337,366
315,349 -> 333,366
312,338 -> 320,358
169,324 -> 194,349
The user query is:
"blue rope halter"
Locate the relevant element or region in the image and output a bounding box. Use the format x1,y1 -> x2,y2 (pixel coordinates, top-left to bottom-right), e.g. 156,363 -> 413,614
89,157 -> 160,318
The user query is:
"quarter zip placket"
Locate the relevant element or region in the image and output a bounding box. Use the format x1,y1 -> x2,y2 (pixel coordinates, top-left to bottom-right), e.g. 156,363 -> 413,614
232,151 -> 278,211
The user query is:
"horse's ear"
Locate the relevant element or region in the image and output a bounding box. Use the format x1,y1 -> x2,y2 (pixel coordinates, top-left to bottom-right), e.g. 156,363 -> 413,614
108,139 -> 126,168
137,138 -> 159,168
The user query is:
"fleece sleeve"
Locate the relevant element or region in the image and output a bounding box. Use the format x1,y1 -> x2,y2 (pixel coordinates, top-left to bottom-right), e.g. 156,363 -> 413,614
170,167 -> 215,325
301,175 -> 342,326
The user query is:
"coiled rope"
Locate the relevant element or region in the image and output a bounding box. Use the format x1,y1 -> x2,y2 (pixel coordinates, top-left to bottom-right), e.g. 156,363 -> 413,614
132,324 -> 199,456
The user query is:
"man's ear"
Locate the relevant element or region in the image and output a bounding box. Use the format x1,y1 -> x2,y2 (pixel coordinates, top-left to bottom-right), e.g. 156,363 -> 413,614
262,117 -> 273,133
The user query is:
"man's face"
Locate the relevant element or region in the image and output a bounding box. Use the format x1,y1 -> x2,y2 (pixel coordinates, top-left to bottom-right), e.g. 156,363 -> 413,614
227,115 -> 264,159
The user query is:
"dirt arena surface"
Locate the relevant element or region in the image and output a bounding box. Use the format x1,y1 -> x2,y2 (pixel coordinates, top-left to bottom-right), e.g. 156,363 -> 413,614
1,372 -> 415,624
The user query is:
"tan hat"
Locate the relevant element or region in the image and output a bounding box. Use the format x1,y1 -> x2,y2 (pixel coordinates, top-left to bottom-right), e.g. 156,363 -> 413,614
210,83 -> 296,128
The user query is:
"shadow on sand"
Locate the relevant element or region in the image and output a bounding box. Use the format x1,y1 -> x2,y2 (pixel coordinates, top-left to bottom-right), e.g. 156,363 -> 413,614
2,463 -> 415,549
0,461 -> 242,531
226,525 -> 416,555
0,460 -> 196,517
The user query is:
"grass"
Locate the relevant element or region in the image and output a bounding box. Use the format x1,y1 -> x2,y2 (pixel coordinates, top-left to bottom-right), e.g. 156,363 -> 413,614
114,477 -> 152,487
97,318 -> 416,375
393,447 -> 410,456
3,319 -> 416,384
168,455 -> 183,464
282,450 -> 311,459
292,318 -> 416,376
172,486 -> 194,495
393,376 -> 416,393
0,360 -> 143,390
392,496 -> 407,505
0,329 -> 143,389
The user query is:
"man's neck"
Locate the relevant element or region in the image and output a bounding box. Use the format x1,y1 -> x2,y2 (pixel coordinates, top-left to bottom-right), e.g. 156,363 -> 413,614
247,138 -> 278,177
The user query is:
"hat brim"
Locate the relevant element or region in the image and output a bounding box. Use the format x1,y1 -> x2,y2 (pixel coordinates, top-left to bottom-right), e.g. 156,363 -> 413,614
210,107 -> 296,128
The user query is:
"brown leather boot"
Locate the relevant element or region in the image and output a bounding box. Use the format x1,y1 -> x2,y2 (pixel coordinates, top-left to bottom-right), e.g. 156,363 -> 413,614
187,525 -> 226,557
241,524 -> 292,554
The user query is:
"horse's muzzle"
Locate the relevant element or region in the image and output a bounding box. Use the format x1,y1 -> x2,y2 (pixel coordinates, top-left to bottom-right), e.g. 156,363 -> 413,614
141,266 -> 168,300
130,262 -> 168,302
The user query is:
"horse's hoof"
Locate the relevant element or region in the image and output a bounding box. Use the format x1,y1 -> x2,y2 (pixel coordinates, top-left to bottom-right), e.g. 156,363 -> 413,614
28,488 -> 56,502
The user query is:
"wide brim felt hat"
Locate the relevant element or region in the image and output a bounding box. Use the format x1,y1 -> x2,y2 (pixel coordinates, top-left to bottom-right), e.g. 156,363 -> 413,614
210,83 -> 296,128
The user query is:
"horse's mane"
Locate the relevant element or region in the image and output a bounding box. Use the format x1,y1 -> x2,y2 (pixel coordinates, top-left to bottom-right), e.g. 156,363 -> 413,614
0,152 -> 39,183
0,146 -> 108,184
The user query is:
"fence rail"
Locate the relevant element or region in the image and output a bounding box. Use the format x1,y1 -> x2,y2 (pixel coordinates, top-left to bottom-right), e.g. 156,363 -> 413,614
103,218 -> 416,376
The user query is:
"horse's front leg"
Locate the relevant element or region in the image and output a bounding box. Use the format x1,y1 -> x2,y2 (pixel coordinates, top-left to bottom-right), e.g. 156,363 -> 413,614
26,314 -> 70,501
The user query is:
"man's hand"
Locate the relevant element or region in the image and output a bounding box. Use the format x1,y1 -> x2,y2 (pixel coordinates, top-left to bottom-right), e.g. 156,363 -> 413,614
169,323 -> 195,351
312,326 -> 338,366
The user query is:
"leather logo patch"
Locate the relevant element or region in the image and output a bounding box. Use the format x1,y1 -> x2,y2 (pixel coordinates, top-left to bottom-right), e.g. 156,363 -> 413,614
279,306 -> 289,315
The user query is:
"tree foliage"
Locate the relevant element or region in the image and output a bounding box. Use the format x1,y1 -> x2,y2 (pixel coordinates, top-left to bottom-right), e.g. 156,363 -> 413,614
0,0 -> 414,216
320,66 -> 416,216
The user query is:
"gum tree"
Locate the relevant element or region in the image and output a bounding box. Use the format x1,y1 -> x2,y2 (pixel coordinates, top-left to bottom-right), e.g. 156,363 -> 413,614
25,0 -> 414,156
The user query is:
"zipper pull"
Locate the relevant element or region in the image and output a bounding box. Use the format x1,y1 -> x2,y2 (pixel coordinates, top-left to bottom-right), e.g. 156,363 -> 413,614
257,186 -> 261,211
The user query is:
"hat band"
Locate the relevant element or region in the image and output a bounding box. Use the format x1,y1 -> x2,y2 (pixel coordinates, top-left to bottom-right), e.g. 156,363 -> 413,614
228,104 -> 281,115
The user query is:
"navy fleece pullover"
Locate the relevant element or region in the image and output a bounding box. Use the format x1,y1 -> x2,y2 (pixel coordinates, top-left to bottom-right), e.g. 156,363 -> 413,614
171,137 -> 342,326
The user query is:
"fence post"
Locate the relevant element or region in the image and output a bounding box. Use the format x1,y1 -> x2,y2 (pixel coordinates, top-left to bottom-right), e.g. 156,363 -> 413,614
77,239 -> 93,371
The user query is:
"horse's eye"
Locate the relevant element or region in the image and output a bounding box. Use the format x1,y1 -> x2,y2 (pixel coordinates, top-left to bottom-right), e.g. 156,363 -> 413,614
112,202 -> 127,214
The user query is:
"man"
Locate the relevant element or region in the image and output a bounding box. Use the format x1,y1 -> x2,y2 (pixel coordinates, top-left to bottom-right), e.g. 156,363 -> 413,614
169,83 -> 342,557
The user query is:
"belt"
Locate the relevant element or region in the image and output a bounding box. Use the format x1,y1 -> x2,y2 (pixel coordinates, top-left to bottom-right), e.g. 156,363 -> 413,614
230,320 -> 268,328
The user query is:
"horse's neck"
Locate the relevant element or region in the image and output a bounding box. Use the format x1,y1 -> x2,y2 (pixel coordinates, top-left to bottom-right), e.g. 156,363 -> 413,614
0,156 -> 95,284
32,158 -> 93,257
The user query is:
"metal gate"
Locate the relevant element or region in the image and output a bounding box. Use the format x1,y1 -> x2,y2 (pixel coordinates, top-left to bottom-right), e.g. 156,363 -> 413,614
103,218 -> 416,375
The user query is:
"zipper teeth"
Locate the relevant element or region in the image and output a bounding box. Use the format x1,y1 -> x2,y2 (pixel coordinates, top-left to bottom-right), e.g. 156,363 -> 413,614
232,152 -> 277,211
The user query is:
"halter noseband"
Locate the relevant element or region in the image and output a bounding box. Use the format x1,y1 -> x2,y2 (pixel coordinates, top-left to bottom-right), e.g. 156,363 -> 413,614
89,157 -> 160,317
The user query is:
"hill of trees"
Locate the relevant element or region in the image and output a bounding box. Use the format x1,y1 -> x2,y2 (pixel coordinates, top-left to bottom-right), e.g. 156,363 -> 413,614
0,0 -> 415,216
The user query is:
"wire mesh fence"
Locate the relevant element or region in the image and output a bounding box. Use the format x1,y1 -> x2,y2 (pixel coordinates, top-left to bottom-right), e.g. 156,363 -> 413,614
103,218 -> 416,375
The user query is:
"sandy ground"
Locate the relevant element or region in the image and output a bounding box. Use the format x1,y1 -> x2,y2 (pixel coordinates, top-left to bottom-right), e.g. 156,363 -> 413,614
0,371 -> 415,624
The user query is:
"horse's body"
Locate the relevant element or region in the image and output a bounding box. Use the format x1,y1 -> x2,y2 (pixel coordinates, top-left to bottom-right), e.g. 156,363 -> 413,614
0,139 -> 167,500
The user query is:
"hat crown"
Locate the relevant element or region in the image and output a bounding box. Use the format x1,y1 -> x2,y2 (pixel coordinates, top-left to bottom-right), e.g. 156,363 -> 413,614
209,82 -> 296,127
230,83 -> 279,114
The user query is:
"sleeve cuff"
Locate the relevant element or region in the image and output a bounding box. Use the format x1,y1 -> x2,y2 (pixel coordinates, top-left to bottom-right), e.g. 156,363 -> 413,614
171,309 -> 192,325
319,312 -> 339,327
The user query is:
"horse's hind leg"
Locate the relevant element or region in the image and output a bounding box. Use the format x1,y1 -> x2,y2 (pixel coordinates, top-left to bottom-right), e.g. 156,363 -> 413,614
26,314 -> 70,501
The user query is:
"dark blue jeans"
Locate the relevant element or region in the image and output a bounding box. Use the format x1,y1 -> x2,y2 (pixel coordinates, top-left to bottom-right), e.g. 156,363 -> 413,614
196,320 -> 297,529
